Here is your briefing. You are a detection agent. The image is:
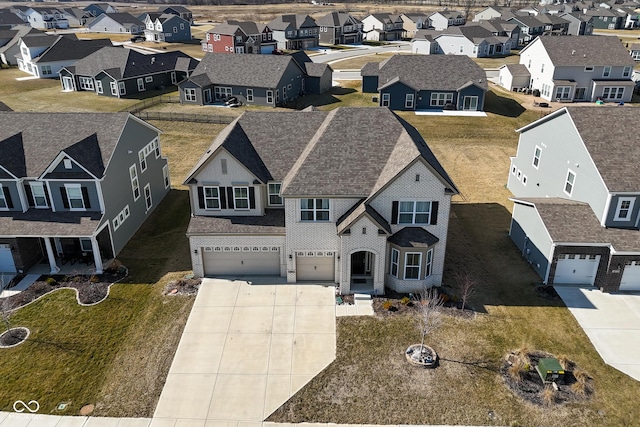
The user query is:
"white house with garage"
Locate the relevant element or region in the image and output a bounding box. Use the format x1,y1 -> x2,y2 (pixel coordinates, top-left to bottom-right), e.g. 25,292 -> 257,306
184,107 -> 459,295
508,106 -> 640,292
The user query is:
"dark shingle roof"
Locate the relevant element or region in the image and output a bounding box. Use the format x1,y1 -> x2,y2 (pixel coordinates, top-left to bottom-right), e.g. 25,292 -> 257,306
162,6 -> 191,13
0,112 -> 131,178
388,227 -> 440,248
186,53 -> 306,89
362,54 -> 487,92
93,12 -> 143,27
0,26 -> 43,55
0,101 -> 12,111
33,36 -> 111,63
0,12 -> 24,26
268,14 -> 317,31
526,36 -> 635,67
315,12 -> 360,27
305,62 -> 330,77
21,34 -> 60,47
227,20 -> 261,35
0,210 -> 102,237
186,209 -> 285,235
67,46 -> 198,79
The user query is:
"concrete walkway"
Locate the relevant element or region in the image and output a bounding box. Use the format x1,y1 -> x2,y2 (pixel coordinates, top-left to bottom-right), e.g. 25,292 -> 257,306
0,274 -> 40,298
554,286 -> 640,381
153,278 -> 336,424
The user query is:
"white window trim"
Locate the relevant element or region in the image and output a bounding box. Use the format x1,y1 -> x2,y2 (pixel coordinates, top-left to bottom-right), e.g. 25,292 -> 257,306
381,93 -> 390,107
623,66 -> 632,77
300,198 -> 330,222
398,200 -> 431,225
532,146 -> 541,169
163,164 -> 170,189
246,88 -> 253,102
204,186 -> 221,210
95,80 -> 103,94
602,66 -> 611,78
30,182 -> 48,208
564,169 -> 576,196
185,88 -> 197,102
266,89 -> 273,104
0,184 -> 7,210
268,182 -> 283,206
425,248 -> 433,278
614,197 -> 635,221
405,93 -> 414,109
65,183 -> 85,211
144,183 -> 152,210
138,149 -> 147,172
130,164 -> 140,201
404,252 -> 422,280
390,248 -> 399,278
233,186 -> 249,210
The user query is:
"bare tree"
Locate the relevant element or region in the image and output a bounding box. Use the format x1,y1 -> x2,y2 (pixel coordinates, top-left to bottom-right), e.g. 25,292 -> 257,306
462,0 -> 477,22
453,271 -> 478,311
414,288 -> 444,353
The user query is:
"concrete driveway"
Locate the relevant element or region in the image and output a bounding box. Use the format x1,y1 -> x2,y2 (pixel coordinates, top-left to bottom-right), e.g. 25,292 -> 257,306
153,278 -> 336,424
554,286 -> 640,381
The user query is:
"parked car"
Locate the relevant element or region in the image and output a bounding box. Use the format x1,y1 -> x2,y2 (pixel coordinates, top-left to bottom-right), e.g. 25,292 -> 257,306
225,97 -> 242,107
130,35 -> 145,42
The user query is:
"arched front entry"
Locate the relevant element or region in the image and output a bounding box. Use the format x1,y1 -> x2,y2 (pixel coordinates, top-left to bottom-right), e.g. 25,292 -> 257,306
350,250 -> 375,293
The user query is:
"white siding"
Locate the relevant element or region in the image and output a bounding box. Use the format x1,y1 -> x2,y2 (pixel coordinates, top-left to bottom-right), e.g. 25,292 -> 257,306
339,216 -> 387,294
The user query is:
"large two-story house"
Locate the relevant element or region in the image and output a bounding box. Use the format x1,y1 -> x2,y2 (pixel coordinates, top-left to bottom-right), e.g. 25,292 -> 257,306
316,12 -> 363,45
268,14 -> 319,50
519,35 -> 636,102
24,7 -> 69,30
202,21 -> 276,54
183,107 -> 458,295
0,112 -> 170,275
429,10 -> 466,31
141,12 -> 191,43
361,13 -> 404,41
508,107 -> 640,292
411,26 -> 513,58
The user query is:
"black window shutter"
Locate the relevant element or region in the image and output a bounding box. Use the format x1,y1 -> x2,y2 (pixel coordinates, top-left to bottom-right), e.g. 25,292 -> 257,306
249,187 -> 255,209
60,187 -> 69,209
391,201 -> 398,224
81,186 -> 91,208
220,187 -> 227,209
227,187 -> 234,209
43,185 -> 50,206
430,201 -> 439,225
3,187 -> 13,209
25,185 -> 34,207
197,187 -> 205,209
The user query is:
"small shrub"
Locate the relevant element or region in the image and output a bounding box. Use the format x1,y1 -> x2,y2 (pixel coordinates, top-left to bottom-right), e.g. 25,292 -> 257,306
557,354 -> 570,370
542,385 -> 556,406
106,259 -> 123,272
382,300 -> 393,310
400,296 -> 411,305
573,368 -> 590,382
571,378 -> 588,397
89,275 -> 99,283
515,346 -> 531,367
45,277 -> 56,285
508,358 -> 525,383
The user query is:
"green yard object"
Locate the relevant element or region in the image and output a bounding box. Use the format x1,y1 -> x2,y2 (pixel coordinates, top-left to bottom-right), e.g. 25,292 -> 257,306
536,358 -> 565,383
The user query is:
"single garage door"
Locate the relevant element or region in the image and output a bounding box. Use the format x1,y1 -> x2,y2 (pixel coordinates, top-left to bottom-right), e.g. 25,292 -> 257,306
203,247 -> 280,276
0,244 -> 16,273
620,262 -> 640,291
554,254 -> 600,285
296,251 -> 335,281
260,45 -> 275,54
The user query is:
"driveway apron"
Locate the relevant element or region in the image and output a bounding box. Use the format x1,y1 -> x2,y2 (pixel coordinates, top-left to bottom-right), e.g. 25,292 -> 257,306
153,278 -> 336,423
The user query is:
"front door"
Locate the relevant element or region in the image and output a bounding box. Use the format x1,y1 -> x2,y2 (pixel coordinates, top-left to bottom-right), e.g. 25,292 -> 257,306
62,76 -> 73,91
203,88 -> 212,104
351,252 -> 366,275
463,96 -> 478,110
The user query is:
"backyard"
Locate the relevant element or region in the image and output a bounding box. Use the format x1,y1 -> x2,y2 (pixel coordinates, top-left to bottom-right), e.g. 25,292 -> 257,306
1,63 -> 640,425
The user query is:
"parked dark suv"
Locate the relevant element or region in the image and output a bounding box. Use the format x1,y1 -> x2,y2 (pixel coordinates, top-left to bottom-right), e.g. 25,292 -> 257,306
130,35 -> 145,42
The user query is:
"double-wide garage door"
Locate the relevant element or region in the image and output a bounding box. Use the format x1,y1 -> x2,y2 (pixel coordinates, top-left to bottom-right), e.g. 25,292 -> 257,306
554,254 -> 600,285
203,247 -> 280,277
620,262 -> 640,291
296,251 -> 335,281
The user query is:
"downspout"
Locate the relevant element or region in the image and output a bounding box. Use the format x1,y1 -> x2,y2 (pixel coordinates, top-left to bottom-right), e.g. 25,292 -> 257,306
545,243 -> 556,284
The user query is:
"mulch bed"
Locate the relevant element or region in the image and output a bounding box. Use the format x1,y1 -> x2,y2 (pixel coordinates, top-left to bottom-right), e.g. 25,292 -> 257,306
501,350 -> 593,406
371,287 -> 476,319
0,327 -> 28,347
1,270 -> 126,311
163,277 -> 202,296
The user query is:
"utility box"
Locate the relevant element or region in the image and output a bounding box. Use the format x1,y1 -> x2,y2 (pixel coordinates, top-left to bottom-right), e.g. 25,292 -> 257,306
536,358 -> 565,383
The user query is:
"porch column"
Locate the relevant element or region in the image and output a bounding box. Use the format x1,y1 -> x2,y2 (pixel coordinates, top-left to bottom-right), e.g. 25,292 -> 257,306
91,237 -> 103,274
44,237 -> 60,274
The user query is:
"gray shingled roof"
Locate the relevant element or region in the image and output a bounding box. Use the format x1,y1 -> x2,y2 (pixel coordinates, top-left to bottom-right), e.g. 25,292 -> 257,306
629,43 -> 640,51
268,14 -> 316,31
514,198 -> 640,252
305,62 -> 330,77
363,54 -> 487,92
0,210 -> 102,237
21,34 -> 60,47
503,63 -> 530,76
186,209 -> 285,235
0,12 -> 25,25
33,36 -> 111,63
186,53 -> 306,89
524,35 -> 635,67
388,227 -> 440,248
93,12 -> 143,27
185,107 -> 458,199
315,12 -> 360,27
209,22 -> 243,36
336,199 -> 391,234
0,112 -> 131,178
67,46 -> 198,79
0,26 -> 43,56
227,20 -> 261,35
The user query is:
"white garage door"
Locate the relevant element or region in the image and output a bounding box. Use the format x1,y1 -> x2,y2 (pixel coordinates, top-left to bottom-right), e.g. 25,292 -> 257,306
554,254 -> 600,285
620,262 -> 640,291
296,251 -> 335,281
0,244 -> 16,273
203,247 -> 280,276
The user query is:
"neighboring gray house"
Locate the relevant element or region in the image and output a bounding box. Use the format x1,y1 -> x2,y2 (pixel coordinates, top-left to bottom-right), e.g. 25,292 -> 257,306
184,107 -> 459,295
16,34 -> 112,79
411,25 -> 513,57
361,54 -> 487,111
583,8 -> 625,29
59,47 -> 198,97
0,112 -> 170,275
535,13 -> 570,35
160,6 -> 193,25
0,25 -> 43,66
476,19 -> 521,48
316,12 -> 363,45
498,63 -> 531,91
361,13 -> 404,41
0,10 -> 24,29
508,107 -> 640,292
178,52 -> 331,106
86,13 -> 144,34
507,15 -> 546,44
559,12 -> 594,35
59,7 -> 92,27
429,10 -> 466,31
84,3 -> 117,18
268,14 -> 319,50
519,35 -> 636,102
142,13 -> 191,43
629,43 -> 640,61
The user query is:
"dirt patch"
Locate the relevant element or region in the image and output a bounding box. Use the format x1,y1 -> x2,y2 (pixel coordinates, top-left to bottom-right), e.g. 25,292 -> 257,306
1,269 -> 126,311
163,277 -> 202,296
502,349 -> 593,406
